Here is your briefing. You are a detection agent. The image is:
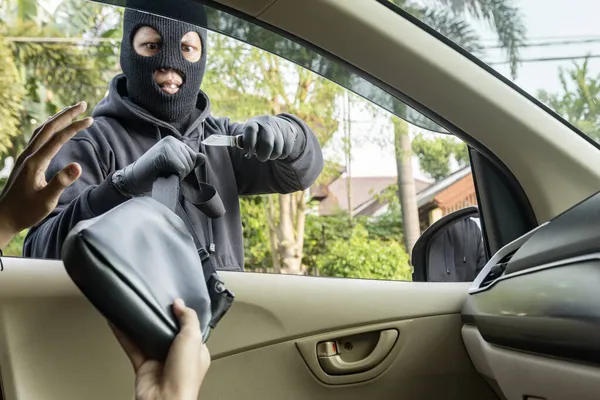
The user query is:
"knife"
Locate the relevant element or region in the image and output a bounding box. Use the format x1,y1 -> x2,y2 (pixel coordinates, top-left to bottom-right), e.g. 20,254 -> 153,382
202,134 -> 244,150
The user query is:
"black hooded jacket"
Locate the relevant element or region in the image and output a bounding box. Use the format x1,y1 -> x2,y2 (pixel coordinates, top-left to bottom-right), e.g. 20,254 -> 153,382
23,75 -> 324,271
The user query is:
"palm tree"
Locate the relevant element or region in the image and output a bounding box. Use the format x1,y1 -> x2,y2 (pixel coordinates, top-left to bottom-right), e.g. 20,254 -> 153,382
396,0 -> 526,77
433,0 -> 526,77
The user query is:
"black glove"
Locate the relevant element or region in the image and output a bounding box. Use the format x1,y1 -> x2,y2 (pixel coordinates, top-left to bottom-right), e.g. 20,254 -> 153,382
242,116 -> 298,162
112,136 -> 204,196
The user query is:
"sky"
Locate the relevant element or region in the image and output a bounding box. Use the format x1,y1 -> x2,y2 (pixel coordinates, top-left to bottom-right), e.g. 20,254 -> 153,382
343,0 -> 600,179
482,0 -> 600,95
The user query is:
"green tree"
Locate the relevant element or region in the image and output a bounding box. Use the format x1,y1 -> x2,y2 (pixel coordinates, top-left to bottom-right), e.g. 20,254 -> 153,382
202,33 -> 343,274
0,0 -> 121,161
412,133 -> 468,180
0,34 -> 24,156
538,59 -> 600,141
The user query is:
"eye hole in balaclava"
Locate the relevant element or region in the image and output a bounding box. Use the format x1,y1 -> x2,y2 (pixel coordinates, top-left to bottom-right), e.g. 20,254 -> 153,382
132,27 -> 202,63
120,9 -> 208,122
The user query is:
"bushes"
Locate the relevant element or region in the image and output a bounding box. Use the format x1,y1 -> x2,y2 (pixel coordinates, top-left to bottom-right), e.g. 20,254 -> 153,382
315,223 -> 411,281
240,195 -> 412,280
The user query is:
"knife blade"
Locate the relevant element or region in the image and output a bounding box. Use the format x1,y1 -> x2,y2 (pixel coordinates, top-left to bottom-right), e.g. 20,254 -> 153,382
202,134 -> 244,149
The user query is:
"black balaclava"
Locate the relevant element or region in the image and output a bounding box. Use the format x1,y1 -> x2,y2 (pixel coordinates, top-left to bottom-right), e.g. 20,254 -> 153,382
120,9 -> 208,122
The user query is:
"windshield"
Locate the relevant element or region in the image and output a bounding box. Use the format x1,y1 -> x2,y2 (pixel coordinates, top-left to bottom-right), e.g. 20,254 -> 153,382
384,0 -> 600,142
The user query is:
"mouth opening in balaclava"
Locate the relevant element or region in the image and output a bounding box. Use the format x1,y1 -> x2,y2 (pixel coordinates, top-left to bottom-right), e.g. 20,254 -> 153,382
120,9 -> 208,123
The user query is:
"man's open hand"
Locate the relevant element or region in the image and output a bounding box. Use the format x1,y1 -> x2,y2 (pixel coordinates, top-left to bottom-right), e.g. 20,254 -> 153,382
0,102 -> 92,246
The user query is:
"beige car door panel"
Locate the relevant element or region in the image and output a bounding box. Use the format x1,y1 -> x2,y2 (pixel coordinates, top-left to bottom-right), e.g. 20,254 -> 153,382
0,258 -> 497,399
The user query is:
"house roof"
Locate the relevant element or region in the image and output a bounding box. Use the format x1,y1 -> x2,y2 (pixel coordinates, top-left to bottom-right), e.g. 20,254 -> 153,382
416,167 -> 471,208
318,175 -> 431,216
309,163 -> 346,200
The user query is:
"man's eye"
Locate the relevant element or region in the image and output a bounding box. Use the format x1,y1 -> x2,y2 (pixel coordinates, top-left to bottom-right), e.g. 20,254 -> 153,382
182,45 -> 194,53
145,43 -> 160,51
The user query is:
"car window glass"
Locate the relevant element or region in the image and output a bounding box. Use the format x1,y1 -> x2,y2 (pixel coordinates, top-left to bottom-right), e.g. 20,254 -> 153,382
383,0 -> 600,142
3,0 -> 483,283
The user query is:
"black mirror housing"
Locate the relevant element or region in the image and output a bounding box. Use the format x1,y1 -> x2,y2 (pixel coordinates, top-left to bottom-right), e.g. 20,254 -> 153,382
412,206 -> 480,282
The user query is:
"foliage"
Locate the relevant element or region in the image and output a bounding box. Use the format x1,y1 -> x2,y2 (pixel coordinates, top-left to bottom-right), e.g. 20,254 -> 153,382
0,1 -> 122,162
316,224 -> 412,281
412,133 -> 468,180
3,0 -> 37,24
0,33 -> 24,156
240,196 -> 272,271
538,59 -> 600,141
302,211 -> 353,272
302,204 -> 404,273
4,229 -> 26,257
364,202 -> 404,243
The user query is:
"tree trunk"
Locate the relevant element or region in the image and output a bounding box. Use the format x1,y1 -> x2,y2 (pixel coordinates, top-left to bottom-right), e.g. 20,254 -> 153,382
266,195 -> 282,273
266,192 -> 307,275
344,91 -> 352,219
393,118 -> 420,257
295,191 -> 307,262
277,193 -> 303,274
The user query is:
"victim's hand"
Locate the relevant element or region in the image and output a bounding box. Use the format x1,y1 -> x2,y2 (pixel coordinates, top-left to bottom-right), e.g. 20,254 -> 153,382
111,299 -> 211,400
0,102 -> 92,248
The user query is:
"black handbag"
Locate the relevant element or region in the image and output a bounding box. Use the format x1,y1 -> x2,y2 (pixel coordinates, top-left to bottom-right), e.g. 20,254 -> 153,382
62,173 -> 234,361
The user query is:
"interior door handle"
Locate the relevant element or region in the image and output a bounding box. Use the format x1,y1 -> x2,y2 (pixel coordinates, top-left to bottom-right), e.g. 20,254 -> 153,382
316,329 -> 398,375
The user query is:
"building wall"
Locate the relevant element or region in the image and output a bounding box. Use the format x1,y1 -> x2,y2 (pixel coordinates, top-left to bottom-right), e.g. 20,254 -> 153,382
424,173 -> 478,226
436,173 -> 478,216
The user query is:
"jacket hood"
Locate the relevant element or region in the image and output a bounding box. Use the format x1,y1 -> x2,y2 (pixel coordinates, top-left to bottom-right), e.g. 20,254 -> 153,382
93,74 -> 211,138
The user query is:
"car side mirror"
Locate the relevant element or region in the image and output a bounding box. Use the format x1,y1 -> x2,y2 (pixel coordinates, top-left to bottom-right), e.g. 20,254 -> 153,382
412,206 -> 488,282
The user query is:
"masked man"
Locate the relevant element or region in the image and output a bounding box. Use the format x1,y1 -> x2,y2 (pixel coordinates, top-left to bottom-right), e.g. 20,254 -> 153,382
24,8 -> 324,272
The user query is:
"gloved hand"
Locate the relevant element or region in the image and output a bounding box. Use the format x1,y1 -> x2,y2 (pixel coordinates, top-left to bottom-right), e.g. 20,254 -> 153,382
241,116 -> 298,162
112,136 -> 204,196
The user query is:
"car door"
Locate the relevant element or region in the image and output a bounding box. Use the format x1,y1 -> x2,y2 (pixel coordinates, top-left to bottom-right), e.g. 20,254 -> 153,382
1,0 -> 600,400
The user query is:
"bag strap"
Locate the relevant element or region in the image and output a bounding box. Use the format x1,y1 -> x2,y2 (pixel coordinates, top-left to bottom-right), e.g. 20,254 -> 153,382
151,174 -> 234,329
152,174 -> 225,219
152,175 -> 180,211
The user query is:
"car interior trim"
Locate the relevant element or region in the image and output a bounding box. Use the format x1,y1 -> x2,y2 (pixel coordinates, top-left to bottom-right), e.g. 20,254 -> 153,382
464,260 -> 600,365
